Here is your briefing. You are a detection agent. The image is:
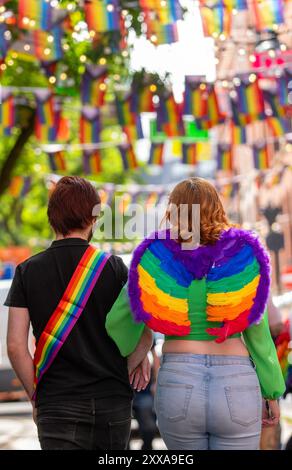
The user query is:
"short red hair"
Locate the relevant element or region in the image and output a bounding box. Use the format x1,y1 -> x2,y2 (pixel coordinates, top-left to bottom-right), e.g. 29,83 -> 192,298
47,176 -> 100,236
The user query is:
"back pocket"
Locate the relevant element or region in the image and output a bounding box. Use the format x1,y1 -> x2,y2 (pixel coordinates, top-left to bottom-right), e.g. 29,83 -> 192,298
156,382 -> 193,422
225,385 -> 261,427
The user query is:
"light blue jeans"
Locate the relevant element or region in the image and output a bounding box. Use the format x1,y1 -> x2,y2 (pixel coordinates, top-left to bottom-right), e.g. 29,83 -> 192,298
154,354 -> 262,450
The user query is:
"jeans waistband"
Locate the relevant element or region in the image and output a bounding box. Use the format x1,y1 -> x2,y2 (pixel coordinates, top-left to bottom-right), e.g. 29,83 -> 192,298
162,353 -> 252,367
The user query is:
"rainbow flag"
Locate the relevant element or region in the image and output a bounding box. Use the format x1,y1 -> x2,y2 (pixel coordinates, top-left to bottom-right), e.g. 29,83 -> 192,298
231,123 -> 246,144
123,124 -> 143,142
33,246 -> 110,396
182,143 -> 197,165
116,94 -> 143,139
138,86 -> 155,113
266,116 -> 288,137
80,107 -> 101,143
81,65 -> 107,107
140,0 -> 183,24
83,150 -> 102,175
157,92 -> 184,136
148,142 -> 164,166
35,92 -> 59,142
118,143 -> 138,170
84,0 -> 120,33
33,26 -> 63,62
184,77 -> 208,117
230,96 -> 250,127
0,23 -> 9,60
0,92 -> 15,136
8,176 -> 31,198
18,0 -> 53,30
249,0 -> 284,32
253,143 -> 270,169
200,5 -> 232,37
236,77 -> 265,122
196,86 -> 223,129
263,90 -> 286,119
48,151 -> 67,173
216,144 -> 233,170
277,71 -> 292,106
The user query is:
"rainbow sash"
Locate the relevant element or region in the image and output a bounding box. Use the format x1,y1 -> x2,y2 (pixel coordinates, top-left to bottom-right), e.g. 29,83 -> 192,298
33,246 -> 110,398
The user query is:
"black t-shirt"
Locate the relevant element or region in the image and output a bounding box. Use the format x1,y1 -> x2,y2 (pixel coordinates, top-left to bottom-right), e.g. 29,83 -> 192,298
4,238 -> 132,406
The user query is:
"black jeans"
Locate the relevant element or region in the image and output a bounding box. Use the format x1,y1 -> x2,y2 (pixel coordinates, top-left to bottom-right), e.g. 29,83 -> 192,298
37,396 -> 132,450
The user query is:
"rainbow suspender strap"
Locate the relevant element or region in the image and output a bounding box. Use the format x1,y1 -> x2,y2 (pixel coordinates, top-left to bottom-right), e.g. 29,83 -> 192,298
32,246 -> 110,399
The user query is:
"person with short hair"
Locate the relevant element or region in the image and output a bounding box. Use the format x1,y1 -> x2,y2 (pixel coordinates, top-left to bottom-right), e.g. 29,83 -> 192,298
5,176 -> 152,450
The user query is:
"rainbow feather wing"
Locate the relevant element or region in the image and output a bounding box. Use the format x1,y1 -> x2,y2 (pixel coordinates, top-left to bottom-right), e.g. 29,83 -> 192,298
128,238 -> 193,336
206,231 -> 271,343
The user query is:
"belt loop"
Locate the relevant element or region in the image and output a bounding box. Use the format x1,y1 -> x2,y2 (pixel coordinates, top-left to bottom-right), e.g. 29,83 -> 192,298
206,355 -> 210,368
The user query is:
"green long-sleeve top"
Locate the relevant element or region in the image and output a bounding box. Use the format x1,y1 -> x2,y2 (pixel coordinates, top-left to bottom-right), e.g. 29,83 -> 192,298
106,281 -> 286,400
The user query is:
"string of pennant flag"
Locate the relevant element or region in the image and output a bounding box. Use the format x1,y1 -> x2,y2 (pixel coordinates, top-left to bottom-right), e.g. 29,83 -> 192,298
1,0 -> 292,176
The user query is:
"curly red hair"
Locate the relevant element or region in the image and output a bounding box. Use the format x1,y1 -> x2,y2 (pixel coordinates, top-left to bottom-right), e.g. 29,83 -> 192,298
165,177 -> 231,245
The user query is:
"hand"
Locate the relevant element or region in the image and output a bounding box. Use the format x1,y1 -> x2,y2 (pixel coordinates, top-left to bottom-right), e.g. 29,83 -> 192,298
129,356 -> 151,392
262,399 -> 280,427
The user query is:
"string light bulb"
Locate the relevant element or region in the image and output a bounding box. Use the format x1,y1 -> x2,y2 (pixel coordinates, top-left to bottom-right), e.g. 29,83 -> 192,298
24,43 -> 31,51
99,83 -> 106,91
80,54 -> 87,63
60,72 -> 67,80
150,84 -> 157,93
44,48 -> 51,56
99,57 -> 107,65
49,76 -> 56,84
249,54 -> 256,63
249,73 -> 257,83
107,4 -> 114,12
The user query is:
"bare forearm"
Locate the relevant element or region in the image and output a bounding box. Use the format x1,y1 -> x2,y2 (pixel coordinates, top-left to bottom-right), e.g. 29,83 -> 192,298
127,326 -> 153,374
8,349 -> 34,401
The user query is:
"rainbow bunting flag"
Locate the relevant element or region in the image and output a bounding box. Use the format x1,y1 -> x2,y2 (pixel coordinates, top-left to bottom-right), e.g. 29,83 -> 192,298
157,92 -> 184,136
118,143 -> 138,170
83,150 -> 102,175
0,23 -> 9,60
146,19 -> 179,44
230,96 -> 250,127
148,142 -> 164,166
138,86 -> 155,113
182,143 -> 197,165
33,26 -> 63,62
123,124 -> 143,142
80,106 -> 101,144
277,71 -> 292,106
253,143 -> 270,169
0,92 -> 15,136
235,77 -> 265,122
9,176 -> 31,198
263,90 -> 286,119
266,116 -> 288,137
48,151 -> 67,173
184,77 -> 208,117
116,94 -> 143,139
199,0 -> 247,8
216,144 -> 233,170
35,91 -> 59,142
81,65 -> 107,107
140,0 -> 183,24
231,123 -> 247,144
84,0 -> 120,33
249,0 -> 284,32
200,5 -> 232,37
196,86 -> 223,129
18,0 -> 53,31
